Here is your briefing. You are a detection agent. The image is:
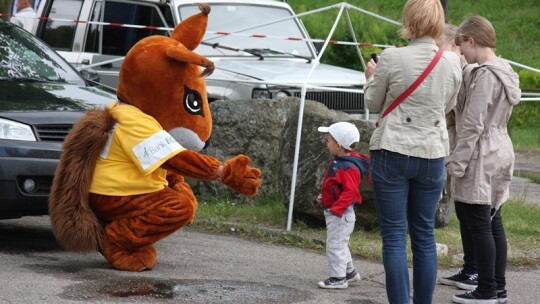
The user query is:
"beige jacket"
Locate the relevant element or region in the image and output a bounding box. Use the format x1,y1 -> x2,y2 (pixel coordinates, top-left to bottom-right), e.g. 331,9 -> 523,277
446,57 -> 521,209
448,61 -> 477,151
365,37 -> 462,159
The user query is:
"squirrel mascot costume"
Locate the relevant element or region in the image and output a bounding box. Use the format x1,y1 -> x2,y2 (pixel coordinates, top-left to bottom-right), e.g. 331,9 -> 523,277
48,3 -> 261,272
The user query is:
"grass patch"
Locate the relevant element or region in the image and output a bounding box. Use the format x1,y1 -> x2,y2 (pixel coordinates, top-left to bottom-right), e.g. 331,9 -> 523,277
191,195 -> 540,268
499,201 -> 540,266
510,127 -> 540,152
514,170 -> 540,184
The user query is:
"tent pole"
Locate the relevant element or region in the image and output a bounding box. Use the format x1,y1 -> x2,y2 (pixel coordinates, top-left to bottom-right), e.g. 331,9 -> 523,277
287,3 -> 347,231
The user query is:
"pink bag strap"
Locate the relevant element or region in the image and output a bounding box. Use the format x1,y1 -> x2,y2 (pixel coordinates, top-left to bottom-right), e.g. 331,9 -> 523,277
379,48 -> 444,120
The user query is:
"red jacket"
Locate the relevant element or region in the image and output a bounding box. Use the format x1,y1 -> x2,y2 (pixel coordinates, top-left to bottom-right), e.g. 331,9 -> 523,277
320,152 -> 369,217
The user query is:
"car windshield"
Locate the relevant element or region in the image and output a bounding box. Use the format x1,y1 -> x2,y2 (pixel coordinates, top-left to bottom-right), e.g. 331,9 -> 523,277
0,21 -> 85,86
178,3 -> 314,59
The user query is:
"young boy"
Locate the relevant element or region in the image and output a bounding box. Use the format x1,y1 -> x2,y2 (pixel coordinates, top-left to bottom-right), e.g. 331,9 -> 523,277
316,122 -> 369,289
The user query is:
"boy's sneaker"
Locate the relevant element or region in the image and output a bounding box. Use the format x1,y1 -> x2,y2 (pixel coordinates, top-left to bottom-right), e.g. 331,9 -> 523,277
439,268 -> 477,289
346,270 -> 361,283
455,273 -> 478,290
317,277 -> 348,289
452,289 -> 497,304
497,290 -> 507,303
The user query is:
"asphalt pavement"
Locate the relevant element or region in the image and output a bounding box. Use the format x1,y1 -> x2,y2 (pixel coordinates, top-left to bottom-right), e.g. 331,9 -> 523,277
0,215 -> 539,304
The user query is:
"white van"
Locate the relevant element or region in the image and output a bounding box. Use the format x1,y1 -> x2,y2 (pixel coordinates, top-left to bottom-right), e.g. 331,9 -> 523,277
33,0 -> 367,113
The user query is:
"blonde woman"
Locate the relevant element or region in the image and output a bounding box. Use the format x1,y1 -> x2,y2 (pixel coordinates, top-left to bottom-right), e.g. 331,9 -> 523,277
447,16 -> 520,304
364,0 -> 461,303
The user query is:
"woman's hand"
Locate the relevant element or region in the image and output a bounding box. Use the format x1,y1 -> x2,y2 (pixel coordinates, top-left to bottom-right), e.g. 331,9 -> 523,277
365,59 -> 377,79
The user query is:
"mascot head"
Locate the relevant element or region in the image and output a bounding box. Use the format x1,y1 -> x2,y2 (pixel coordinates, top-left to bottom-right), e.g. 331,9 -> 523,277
116,3 -> 215,152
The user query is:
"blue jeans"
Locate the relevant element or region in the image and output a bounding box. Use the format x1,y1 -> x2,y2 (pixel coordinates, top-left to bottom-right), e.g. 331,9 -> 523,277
371,150 -> 445,304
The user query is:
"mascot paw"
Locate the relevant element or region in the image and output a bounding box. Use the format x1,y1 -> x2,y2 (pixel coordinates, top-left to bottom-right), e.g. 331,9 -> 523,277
221,155 -> 261,197
103,241 -> 157,272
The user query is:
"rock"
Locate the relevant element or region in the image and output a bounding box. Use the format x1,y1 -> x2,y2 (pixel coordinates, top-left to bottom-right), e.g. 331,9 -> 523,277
276,99 -> 377,230
436,186 -> 454,228
452,253 -> 465,265
436,243 -> 449,256
192,98 -> 297,199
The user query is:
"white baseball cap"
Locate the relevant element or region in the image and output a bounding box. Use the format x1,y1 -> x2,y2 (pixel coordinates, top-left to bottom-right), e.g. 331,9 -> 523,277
318,122 -> 360,151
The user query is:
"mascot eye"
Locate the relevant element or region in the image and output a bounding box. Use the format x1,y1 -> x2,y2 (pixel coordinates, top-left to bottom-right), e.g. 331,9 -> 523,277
183,85 -> 204,117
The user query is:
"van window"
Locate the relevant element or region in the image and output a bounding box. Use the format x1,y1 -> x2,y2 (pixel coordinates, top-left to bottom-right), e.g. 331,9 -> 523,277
41,0 -> 84,51
84,1 -> 169,55
84,0 -> 102,54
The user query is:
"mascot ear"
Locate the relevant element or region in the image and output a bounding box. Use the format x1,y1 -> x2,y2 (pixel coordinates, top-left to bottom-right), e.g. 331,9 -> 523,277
166,45 -> 215,77
171,3 -> 210,51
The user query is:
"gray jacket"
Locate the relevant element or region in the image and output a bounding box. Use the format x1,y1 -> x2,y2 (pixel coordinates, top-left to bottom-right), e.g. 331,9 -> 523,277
365,37 -> 462,159
446,56 -> 521,209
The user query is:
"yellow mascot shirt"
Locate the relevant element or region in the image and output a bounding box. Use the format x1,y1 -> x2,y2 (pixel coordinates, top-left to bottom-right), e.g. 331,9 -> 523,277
90,102 -> 185,195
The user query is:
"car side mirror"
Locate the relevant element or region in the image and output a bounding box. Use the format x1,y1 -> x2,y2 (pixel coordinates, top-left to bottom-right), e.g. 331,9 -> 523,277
79,69 -> 101,86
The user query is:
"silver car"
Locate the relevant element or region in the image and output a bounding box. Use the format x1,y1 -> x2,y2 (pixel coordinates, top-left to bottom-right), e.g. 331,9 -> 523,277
33,0 -> 366,113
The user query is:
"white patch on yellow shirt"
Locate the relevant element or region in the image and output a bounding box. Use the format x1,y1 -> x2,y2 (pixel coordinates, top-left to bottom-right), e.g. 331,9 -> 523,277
132,130 -> 183,170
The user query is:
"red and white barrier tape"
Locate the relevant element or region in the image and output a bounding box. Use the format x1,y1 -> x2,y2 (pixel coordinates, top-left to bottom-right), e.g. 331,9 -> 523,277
0,13 -> 397,48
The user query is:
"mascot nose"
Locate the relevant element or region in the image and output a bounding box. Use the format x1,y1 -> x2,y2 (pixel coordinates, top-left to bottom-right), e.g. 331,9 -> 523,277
168,127 -> 206,152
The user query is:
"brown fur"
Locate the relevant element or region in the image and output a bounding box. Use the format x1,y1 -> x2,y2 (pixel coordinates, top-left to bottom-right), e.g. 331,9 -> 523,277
48,108 -> 116,252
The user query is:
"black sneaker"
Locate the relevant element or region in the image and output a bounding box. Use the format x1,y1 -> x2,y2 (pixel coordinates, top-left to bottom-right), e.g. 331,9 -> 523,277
346,270 -> 361,283
439,268 -> 475,287
452,289 -> 497,304
317,277 -> 348,289
455,273 -> 478,290
497,290 -> 507,303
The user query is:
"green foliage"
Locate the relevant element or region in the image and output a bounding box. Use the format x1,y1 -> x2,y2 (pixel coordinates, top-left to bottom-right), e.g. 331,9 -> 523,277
508,101 -> 540,129
293,0 -> 405,71
509,128 -> 540,152
519,70 -> 540,90
286,0 -> 540,88
507,102 -> 540,151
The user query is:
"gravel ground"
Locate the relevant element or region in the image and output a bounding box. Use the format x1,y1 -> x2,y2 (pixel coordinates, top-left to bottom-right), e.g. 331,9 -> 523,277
511,151 -> 540,205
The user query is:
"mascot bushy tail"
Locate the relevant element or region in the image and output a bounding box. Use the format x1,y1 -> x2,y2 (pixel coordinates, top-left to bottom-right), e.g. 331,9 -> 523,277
49,109 -> 116,251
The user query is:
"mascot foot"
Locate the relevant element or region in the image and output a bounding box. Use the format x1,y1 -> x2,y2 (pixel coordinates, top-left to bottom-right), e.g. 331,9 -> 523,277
102,241 -> 157,272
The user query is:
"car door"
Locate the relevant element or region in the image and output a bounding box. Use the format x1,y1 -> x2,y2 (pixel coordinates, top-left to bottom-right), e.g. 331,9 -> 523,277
35,0 -> 173,88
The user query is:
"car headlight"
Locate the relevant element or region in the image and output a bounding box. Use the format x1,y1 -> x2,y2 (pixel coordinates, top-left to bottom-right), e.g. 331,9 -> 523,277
275,90 -> 291,99
252,88 -> 270,99
0,118 -> 37,141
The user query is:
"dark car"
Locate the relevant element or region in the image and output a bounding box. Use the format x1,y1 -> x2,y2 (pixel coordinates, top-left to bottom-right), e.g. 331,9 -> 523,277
0,20 -> 115,219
